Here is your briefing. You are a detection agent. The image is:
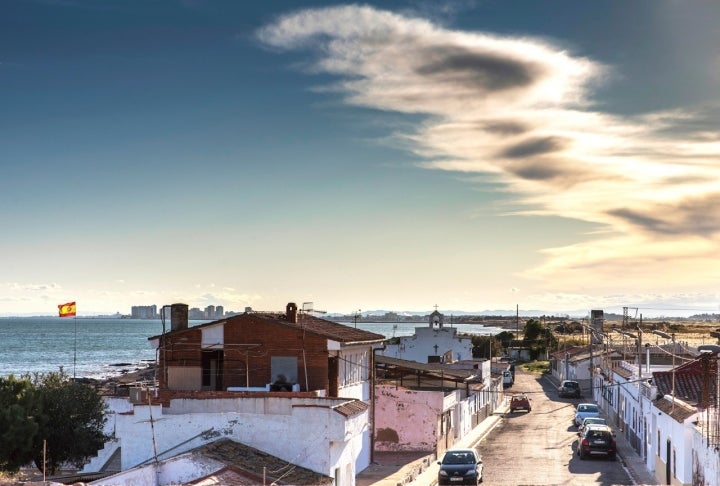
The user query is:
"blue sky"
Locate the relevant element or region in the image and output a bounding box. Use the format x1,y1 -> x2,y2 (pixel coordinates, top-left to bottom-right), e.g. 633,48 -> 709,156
3,0 -> 720,318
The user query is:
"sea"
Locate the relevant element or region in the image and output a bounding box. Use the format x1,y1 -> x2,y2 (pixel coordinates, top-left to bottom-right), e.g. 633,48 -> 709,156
0,317 -> 503,379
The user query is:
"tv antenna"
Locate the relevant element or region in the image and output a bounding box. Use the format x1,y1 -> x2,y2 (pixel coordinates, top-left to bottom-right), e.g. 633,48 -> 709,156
301,302 -> 326,314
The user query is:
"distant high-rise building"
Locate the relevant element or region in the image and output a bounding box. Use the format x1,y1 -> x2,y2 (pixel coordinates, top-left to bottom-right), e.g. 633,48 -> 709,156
205,305 -> 215,319
131,305 -> 158,319
215,305 -> 224,318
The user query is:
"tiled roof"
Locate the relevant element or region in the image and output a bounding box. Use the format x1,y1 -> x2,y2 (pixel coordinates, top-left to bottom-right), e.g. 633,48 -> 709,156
613,366 -> 633,379
191,438 -> 334,485
152,311 -> 385,344
652,353 -> 718,406
187,465 -> 267,485
654,396 -> 697,423
252,312 -> 386,344
551,346 -> 587,360
568,347 -> 608,364
332,399 -> 369,417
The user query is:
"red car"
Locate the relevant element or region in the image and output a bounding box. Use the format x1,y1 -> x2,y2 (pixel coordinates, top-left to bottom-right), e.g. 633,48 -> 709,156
509,394 -> 531,412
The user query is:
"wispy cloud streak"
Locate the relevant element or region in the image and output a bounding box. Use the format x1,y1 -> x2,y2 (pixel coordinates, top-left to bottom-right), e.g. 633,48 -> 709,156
258,5 -> 720,291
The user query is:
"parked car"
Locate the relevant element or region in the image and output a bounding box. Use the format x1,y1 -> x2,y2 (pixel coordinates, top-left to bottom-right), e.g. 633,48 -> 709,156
573,403 -> 600,426
509,394 -> 531,412
577,416 -> 607,436
558,380 -> 581,398
577,424 -> 617,460
437,448 -> 483,485
502,370 -> 513,387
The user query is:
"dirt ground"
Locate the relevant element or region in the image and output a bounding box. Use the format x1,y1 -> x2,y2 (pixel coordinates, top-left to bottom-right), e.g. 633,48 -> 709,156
606,319 -> 720,348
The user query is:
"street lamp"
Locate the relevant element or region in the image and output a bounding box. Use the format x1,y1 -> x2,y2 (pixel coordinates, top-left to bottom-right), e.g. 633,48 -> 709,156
353,309 -> 361,328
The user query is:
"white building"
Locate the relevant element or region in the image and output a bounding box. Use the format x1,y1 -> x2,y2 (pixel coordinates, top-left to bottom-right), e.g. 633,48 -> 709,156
381,311 -> 476,363
83,303 -> 386,486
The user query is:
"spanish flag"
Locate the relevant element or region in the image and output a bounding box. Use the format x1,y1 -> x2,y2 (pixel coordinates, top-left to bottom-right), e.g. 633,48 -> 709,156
58,302 -> 76,317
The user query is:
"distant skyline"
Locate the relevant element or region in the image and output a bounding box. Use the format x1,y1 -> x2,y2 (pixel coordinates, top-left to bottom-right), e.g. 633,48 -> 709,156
3,1 -> 720,319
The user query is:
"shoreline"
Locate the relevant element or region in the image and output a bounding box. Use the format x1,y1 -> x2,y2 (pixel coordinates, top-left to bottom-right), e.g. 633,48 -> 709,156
77,363 -> 157,395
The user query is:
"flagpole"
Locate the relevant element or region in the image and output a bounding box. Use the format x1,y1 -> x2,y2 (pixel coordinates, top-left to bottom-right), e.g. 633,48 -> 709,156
58,302 -> 78,378
74,315 -> 77,379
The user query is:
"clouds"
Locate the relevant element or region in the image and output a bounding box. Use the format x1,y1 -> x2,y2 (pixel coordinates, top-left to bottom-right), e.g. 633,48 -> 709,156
258,4 -> 720,293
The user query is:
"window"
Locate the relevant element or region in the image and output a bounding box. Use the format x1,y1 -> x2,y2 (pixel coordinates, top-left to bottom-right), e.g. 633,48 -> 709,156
271,356 -> 298,385
339,350 -> 369,386
657,430 -> 661,457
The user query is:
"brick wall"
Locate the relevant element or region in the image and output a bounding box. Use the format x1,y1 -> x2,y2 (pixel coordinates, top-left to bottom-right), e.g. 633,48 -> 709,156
158,315 -> 332,394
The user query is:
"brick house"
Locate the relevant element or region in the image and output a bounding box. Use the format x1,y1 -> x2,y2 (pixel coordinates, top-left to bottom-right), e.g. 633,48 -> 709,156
149,302 -> 385,400
83,303 -> 387,485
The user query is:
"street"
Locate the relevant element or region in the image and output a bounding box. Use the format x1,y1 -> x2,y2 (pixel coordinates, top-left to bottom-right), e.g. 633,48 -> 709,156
474,367 -> 635,485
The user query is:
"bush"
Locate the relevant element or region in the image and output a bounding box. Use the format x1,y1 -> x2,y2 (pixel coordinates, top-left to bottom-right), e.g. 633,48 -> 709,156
0,370 -> 109,475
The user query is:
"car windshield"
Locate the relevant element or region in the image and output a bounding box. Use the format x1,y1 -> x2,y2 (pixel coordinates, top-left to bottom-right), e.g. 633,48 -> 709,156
578,405 -> 598,413
444,452 -> 475,464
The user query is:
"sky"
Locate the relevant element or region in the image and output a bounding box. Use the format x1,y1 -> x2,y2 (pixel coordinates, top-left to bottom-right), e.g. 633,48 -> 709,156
3,0 -> 720,318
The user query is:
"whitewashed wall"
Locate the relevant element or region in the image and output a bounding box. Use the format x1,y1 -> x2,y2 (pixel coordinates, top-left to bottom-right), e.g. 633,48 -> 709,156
109,396 -> 369,481
381,327 -> 475,363
90,454 -> 225,486
652,398 -> 697,486
691,427 -> 720,486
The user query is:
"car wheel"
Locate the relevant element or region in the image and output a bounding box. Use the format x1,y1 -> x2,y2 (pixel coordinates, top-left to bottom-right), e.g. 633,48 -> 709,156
510,408 -> 515,412
608,453 -> 616,461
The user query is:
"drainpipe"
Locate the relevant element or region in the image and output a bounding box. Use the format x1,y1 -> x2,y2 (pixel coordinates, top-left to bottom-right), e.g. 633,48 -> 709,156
371,345 -> 385,464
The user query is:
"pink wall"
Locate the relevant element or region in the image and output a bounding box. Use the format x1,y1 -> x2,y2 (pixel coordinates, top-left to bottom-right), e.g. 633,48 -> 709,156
374,385 -> 444,452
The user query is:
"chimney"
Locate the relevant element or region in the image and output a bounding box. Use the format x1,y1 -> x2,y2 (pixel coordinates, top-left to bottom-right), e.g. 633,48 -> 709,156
286,302 -> 298,323
170,303 -> 189,332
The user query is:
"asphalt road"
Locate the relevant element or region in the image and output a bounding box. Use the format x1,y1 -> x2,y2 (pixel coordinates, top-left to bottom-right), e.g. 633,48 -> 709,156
474,368 -> 635,485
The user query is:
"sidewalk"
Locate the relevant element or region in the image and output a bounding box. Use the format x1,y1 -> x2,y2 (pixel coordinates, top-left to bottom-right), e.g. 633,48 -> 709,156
356,405 -> 505,486
610,422 -> 659,485
357,377 -> 660,486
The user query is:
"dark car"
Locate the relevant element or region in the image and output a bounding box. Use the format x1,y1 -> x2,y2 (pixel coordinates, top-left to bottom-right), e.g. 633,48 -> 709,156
437,448 -> 483,485
558,380 -> 581,398
577,424 -> 616,460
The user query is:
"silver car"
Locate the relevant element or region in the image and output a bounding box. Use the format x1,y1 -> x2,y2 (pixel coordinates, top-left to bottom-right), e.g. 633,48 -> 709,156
577,416 -> 607,435
573,403 -> 600,426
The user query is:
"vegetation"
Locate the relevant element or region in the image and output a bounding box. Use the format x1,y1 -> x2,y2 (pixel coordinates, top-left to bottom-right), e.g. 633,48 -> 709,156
522,360 -> 550,374
0,369 -> 108,476
471,335 -> 502,358
0,375 -> 38,472
523,319 -> 544,341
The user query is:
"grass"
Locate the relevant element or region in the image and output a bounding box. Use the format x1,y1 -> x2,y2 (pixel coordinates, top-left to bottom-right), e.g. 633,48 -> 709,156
522,360 -> 550,374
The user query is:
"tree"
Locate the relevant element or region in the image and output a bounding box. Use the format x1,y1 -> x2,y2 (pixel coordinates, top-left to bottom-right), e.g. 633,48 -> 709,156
523,319 -> 544,342
0,375 -> 39,472
31,370 -> 109,474
495,331 -> 514,349
471,335 -> 501,358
